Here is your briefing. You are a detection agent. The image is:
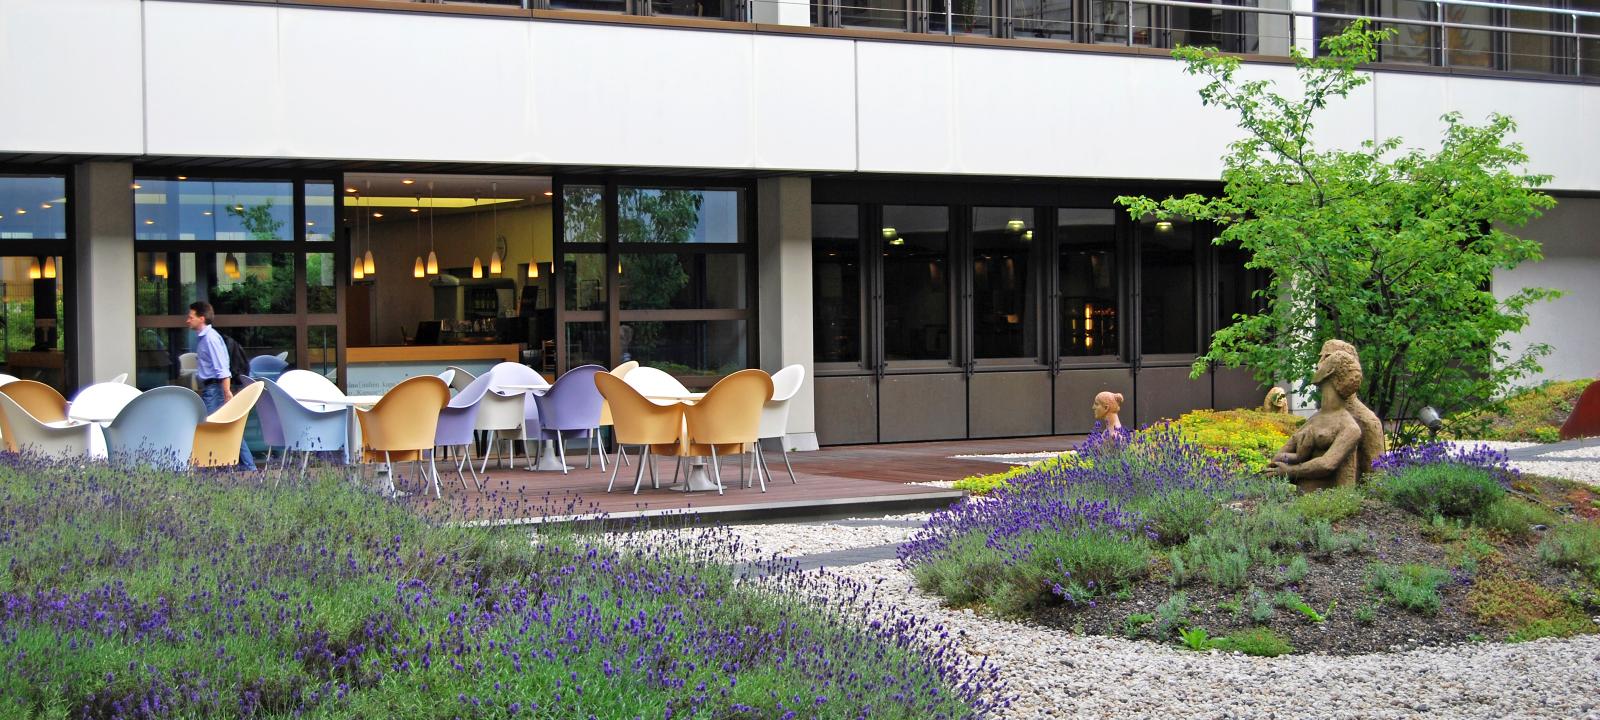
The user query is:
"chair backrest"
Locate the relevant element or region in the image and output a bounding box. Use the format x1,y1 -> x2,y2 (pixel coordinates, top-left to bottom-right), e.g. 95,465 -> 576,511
0,392 -> 94,457
685,369 -> 773,446
534,365 -> 606,432
178,353 -> 198,371
758,364 -> 807,440
595,373 -> 684,446
436,369 -> 456,389
358,375 -> 448,453
486,361 -> 546,389
444,365 -> 478,393
253,376 -> 287,446
623,366 -> 691,399
611,360 -> 639,378
449,370 -> 496,409
108,373 -> 130,385
276,369 -> 345,402
191,383 -> 264,468
259,378 -> 347,453
68,382 -> 143,423
0,373 -> 18,386
249,354 -> 290,377
106,386 -> 207,470
0,380 -> 67,424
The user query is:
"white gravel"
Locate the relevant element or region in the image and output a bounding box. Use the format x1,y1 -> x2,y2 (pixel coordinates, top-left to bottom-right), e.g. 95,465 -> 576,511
1445,440 -> 1542,452
1511,460 -> 1600,487
822,559 -> 1600,720
911,479 -> 958,489
1543,446 -> 1600,459
726,514 -> 928,556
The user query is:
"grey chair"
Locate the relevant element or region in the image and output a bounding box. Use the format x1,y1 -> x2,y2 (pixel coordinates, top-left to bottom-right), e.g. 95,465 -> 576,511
105,386 -> 207,472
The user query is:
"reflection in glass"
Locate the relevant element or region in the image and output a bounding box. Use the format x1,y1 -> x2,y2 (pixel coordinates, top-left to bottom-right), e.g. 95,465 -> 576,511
881,206 -> 950,362
0,176 -> 68,240
563,185 -> 604,244
308,325 -> 337,381
1059,209 -> 1119,358
841,0 -> 908,29
618,187 -> 742,244
929,0 -> 993,35
563,254 -> 608,311
1011,0 -> 1075,40
308,252 -> 336,313
650,0 -> 728,18
1139,218 -> 1197,355
1378,0 -> 1435,64
305,181 -> 335,242
812,204 -> 861,364
136,326 -> 294,391
1090,0 -> 1154,44
134,178 -> 295,241
623,320 -> 746,376
136,252 -> 296,316
971,207 -> 1037,359
1444,2 -> 1494,68
619,253 -> 746,310
1583,1 -> 1600,77
565,322 -> 608,370
1314,0 -> 1363,53
0,256 -> 68,392
1217,242 -> 1268,330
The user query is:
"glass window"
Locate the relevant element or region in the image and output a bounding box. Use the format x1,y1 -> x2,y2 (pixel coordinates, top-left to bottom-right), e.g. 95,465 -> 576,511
1444,2 -> 1494,68
307,325 -> 338,381
0,256 -> 68,391
1314,0 -> 1364,53
134,178 -> 295,241
971,207 -> 1038,360
308,252 -> 336,314
137,326 -> 295,391
842,0 -> 908,29
563,253 -> 608,311
306,182 -> 335,242
565,322 -> 609,369
1379,0 -> 1436,64
930,0 -> 993,35
813,204 -> 861,364
563,185 -> 605,244
1504,1 -> 1557,73
1139,217 -> 1197,355
1168,0 -> 1230,49
549,0 -> 626,11
1091,0 -> 1155,44
623,320 -> 746,376
1578,0 -> 1600,78
650,0 -> 729,18
618,187 -> 743,244
881,206 -> 950,362
1059,209 -> 1120,358
619,253 -> 746,310
136,251 -> 297,316
1012,0 -> 1075,40
1216,242 -> 1268,330
0,176 -> 68,240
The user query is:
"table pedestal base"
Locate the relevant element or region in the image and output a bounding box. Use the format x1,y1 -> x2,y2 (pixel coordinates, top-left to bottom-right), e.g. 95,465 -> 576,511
529,440 -> 573,472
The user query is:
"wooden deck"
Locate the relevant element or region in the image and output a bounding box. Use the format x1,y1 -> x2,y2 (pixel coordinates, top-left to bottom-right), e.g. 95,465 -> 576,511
400,435 -> 1084,524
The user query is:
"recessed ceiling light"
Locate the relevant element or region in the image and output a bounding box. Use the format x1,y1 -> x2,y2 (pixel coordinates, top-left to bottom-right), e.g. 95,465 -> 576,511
234,204 -> 244,211
306,221 -> 315,226
346,187 -> 358,193
543,191 -> 553,197
130,183 -> 142,190
372,212 -> 383,218
176,176 -> 188,180
401,178 -> 415,185
202,210 -> 213,216
410,208 -> 419,213
16,209 -> 26,215
40,203 -> 51,209
143,218 -> 154,225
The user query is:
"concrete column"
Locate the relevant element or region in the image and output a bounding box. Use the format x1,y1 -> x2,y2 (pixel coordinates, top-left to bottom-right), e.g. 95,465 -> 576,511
756,176 -> 817,451
72,162 -> 137,385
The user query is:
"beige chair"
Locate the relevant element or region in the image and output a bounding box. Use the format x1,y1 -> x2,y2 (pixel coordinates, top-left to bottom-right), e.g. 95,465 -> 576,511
596,373 -> 684,494
357,376 -> 449,498
668,369 -> 773,494
0,392 -> 96,458
599,360 -> 640,467
191,382 -> 264,468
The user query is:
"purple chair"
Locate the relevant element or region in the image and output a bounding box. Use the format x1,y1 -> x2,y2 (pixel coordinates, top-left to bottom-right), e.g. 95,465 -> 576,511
435,376 -> 488,492
531,364 -> 606,474
255,383 -> 287,468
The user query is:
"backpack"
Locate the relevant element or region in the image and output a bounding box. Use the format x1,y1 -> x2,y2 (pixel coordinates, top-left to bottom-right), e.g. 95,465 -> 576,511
222,334 -> 254,389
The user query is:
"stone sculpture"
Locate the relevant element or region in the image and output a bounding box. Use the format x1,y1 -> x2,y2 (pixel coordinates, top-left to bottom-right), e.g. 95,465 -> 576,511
1092,391 -> 1124,431
1267,344 -> 1365,491
1319,339 -> 1386,471
1261,387 -> 1290,414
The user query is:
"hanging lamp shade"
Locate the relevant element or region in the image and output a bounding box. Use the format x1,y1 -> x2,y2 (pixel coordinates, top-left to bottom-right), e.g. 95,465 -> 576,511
353,262 -> 365,281
472,257 -> 484,279
43,256 -> 57,279
224,253 -> 241,279
27,258 -> 41,279
363,249 -> 375,275
154,256 -> 169,279
426,250 -> 439,276
414,256 -> 426,278
528,261 -> 539,279
489,251 -> 501,276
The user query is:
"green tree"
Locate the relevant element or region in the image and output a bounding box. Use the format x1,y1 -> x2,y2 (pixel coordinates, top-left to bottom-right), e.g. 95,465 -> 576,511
1117,22 -> 1558,436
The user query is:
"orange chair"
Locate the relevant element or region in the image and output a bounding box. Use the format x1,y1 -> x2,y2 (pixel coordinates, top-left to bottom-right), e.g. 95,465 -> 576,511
596,373 -> 684,494
191,382 -> 264,468
0,380 -> 68,452
599,360 -> 640,468
357,375 -> 449,498
672,369 -> 773,494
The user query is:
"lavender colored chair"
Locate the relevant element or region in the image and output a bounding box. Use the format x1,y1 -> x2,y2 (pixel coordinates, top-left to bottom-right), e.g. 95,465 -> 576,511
260,377 -> 350,480
434,374 -> 488,491
254,381 -> 287,467
531,365 -> 606,474
105,386 -> 208,472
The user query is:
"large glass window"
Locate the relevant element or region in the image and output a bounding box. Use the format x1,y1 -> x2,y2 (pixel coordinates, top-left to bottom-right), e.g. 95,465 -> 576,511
1012,0 -> 1076,39
135,252 -> 297,316
624,320 -> 747,376
841,0 -> 909,29
930,0 -> 994,34
1091,0 -> 1155,44
618,187 -> 743,244
620,253 -> 746,310
0,175 -> 68,240
1580,0 -> 1600,78
650,0 -> 730,17
812,204 -> 862,365
1059,209 -> 1119,358
1444,1 -> 1495,67
1139,217 -> 1197,356
563,253 -> 608,311
1379,0 -> 1437,63
1504,0 -> 1558,72
0,175 -> 72,392
134,179 -> 295,242
1217,242 -> 1268,331
971,207 -> 1038,360
881,206 -> 951,362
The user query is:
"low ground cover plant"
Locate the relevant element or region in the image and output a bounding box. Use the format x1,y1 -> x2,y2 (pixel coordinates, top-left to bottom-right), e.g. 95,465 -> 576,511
0,455 -> 1001,718
1171,409 -> 1303,474
1449,378 -> 1594,442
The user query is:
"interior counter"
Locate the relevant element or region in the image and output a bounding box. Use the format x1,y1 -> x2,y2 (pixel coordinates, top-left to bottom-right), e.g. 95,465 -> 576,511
345,344 -> 521,395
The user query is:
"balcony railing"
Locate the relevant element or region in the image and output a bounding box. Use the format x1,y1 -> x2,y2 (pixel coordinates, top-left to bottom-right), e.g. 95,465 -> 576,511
402,0 -> 1600,79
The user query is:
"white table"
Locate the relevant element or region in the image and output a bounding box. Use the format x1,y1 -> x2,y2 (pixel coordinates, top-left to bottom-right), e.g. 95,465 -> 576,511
294,395 -> 382,466
488,384 -> 571,472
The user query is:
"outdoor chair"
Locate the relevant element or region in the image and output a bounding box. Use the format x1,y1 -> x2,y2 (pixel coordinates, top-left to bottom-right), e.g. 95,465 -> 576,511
191,382 -> 264,469
249,353 -> 291,382
444,366 -> 477,394
106,373 -> 130,385
757,364 -> 807,486
106,386 -> 207,472
178,353 -> 199,390
595,373 -> 683,494
623,366 -> 692,401
254,376 -> 288,466
276,369 -> 347,411
0,392 -> 97,458
679,369 -> 773,494
530,365 -> 606,475
357,375 -> 449,498
434,374 -> 488,491
598,360 -> 640,468
0,380 -> 67,424
260,378 -> 351,478
68,382 -> 143,425
483,362 -> 547,472
0,373 -> 18,386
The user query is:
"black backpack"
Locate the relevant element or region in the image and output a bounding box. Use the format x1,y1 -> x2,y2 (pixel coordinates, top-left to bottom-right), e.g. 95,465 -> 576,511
222,334 -> 254,389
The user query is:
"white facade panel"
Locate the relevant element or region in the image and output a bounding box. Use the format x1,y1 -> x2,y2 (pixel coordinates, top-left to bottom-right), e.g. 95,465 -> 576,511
0,0 -> 143,154
1496,197 -> 1600,385
143,2 -> 281,157
855,42 -> 956,173
752,35 -> 857,171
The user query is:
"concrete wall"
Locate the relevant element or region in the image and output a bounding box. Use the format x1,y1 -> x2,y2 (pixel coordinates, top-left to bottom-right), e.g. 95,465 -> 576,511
1495,195 -> 1600,386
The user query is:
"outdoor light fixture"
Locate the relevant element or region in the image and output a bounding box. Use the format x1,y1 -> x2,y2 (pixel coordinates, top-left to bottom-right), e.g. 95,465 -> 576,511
1419,406 -> 1443,440
43,256 -> 56,279
1155,220 -> 1174,232
472,256 -> 484,279
27,258 -> 40,279
1006,219 -> 1025,232
224,253 -> 240,279
154,256 -> 169,279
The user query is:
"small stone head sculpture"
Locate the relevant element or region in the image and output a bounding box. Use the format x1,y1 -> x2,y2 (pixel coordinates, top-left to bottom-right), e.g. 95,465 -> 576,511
1092,391 -> 1124,431
1262,387 -> 1289,413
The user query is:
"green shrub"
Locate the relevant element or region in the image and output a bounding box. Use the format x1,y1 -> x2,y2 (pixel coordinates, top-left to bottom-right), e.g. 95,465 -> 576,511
1278,555 -> 1310,585
1178,626 -> 1212,651
914,529 -> 1151,615
1246,588 -> 1275,624
1538,522 -> 1600,580
1474,497 -> 1559,540
1123,613 -> 1155,638
1135,488 -> 1221,546
1372,464 -> 1505,520
1368,563 -> 1451,615
1208,628 -> 1294,657
1509,617 -> 1599,642
1291,486 -> 1365,523
1198,548 -> 1252,589
1152,592 -> 1191,637
1172,409 -> 1303,474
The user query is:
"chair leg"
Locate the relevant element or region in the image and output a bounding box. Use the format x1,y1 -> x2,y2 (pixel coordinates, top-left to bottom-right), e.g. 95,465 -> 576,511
507,436 -> 518,471
383,451 -> 396,497
618,442 -> 630,467
606,442 -> 625,493
596,429 -> 606,472
429,451 -> 441,499
708,445 -> 725,495
480,440 -> 494,476
585,428 -> 595,470
672,456 -> 683,486
649,453 -> 659,489
555,432 -> 568,475
782,445 -> 797,484
632,446 -> 651,495
755,443 -> 770,493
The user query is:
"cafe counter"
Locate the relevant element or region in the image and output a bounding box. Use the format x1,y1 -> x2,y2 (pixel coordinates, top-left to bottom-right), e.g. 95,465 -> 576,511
345,344 -> 522,396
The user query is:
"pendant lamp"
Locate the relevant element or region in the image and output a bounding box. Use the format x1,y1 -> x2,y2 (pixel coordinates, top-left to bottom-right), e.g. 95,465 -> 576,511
426,182 -> 439,276
363,180 -> 377,276
224,253 -> 240,279
353,261 -> 365,281
43,256 -> 57,279
413,194 -> 426,279
472,257 -> 484,279
414,257 -> 425,278
528,260 -> 539,279
489,251 -> 502,276
27,258 -> 41,279
154,256 -> 169,279
489,181 -> 502,275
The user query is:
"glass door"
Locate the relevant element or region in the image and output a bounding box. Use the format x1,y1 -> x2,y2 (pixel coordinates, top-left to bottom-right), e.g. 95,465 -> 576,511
0,255 -> 69,392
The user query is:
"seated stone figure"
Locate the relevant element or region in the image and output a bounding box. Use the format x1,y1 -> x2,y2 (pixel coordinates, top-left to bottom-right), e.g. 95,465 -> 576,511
1319,339 -> 1385,473
1267,347 -> 1364,491
1092,391 -> 1124,431
1261,387 -> 1289,413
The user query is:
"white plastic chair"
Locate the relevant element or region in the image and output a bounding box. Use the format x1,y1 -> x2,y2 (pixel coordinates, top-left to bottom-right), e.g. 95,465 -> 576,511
757,364 -> 806,485
437,369 -> 457,388
69,382 -> 143,425
277,369 -> 347,411
623,366 -> 691,403
444,366 -> 478,394
0,374 -> 18,387
107,373 -> 129,385
478,363 -> 546,472
177,353 -> 199,390
0,392 -> 98,458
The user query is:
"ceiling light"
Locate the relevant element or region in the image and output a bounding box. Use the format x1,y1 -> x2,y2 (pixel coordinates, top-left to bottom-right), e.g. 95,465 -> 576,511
40,203 -> 51,209
472,257 -> 484,279
489,251 -> 502,276
528,261 -> 539,279
363,249 -> 375,275
233,204 -> 244,211
154,257 -> 169,279
176,176 -> 188,180
889,237 -> 905,246
224,253 -> 241,279
353,263 -> 365,281
27,258 -> 41,279
372,212 -> 383,218
130,183 -> 142,190
1023,230 -> 1033,241
881,227 -> 896,239
427,251 -> 438,276
410,207 -> 419,213
346,187 -> 358,193
202,211 -> 213,216
1006,219 -> 1025,232
543,191 -> 553,197
143,218 -> 154,225
16,209 -> 26,215
43,257 -> 56,279
401,178 -> 415,185
1155,220 -> 1173,232
413,257 -> 425,278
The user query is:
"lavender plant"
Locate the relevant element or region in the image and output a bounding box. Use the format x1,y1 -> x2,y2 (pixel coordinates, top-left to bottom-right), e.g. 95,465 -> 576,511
0,453 -> 1003,718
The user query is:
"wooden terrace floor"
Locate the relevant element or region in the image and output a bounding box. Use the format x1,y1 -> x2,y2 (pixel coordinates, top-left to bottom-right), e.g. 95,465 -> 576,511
399,435 -> 1085,524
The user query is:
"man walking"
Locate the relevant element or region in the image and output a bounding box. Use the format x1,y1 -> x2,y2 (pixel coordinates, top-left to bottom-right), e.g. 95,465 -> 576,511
185,301 -> 256,470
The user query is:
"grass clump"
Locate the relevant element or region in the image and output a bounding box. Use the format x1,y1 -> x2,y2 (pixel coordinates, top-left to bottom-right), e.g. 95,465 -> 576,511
1207,627 -> 1294,657
1537,522 -> 1600,581
1371,464 -> 1505,521
1509,617 -> 1599,642
1368,563 -> 1451,615
1473,496 -> 1559,540
1291,486 -> 1365,523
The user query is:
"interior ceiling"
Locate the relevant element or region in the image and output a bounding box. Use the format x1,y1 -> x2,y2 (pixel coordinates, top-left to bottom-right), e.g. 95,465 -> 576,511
343,172 -> 551,202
